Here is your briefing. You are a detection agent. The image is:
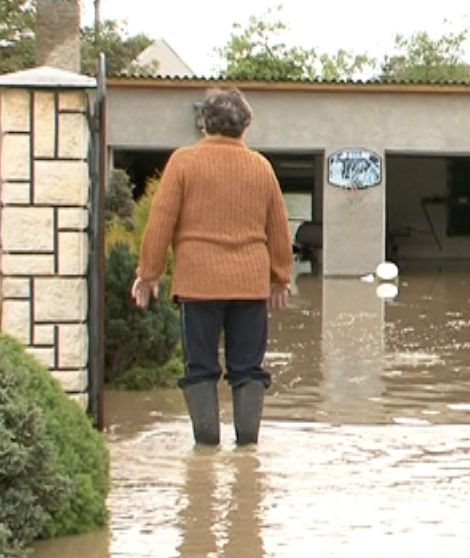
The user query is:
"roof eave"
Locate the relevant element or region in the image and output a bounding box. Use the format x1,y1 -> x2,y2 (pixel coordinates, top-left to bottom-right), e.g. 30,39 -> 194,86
106,75 -> 470,95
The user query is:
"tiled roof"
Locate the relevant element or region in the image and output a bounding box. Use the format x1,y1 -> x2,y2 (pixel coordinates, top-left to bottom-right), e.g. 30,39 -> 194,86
110,70 -> 470,88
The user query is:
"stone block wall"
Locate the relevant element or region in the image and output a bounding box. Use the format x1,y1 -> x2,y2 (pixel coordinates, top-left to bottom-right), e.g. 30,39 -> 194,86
0,87 -> 91,408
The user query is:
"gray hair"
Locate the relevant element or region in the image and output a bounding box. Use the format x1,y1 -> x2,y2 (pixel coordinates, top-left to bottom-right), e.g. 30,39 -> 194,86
202,88 -> 253,138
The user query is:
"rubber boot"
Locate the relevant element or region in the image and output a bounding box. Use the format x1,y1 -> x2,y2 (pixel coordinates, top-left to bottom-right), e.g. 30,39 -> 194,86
232,380 -> 265,445
183,381 -> 220,445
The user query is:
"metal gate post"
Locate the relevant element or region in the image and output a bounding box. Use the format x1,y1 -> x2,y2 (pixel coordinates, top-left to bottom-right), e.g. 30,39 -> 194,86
88,54 -> 107,429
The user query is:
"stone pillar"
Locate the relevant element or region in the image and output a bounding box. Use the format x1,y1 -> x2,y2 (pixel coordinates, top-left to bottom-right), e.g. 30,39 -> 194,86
0,67 -> 96,409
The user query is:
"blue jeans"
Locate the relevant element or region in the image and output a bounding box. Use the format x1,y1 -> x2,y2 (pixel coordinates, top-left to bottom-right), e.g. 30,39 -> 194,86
177,300 -> 270,389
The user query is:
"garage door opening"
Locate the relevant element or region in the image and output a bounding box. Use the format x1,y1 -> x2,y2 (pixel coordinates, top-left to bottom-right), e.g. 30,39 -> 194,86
112,148 -> 323,264
113,149 -> 173,198
386,154 -> 470,263
260,150 -> 323,265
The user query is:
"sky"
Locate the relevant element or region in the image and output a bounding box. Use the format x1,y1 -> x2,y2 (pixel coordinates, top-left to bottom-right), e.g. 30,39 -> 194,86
81,0 -> 470,76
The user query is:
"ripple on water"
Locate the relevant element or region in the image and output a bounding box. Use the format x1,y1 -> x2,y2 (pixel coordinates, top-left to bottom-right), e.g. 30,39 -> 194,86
33,416 -> 470,558
33,268 -> 470,558
101,418 -> 470,558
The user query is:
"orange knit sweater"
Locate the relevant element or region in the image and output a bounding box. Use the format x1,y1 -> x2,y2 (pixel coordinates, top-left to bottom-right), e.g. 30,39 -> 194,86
137,135 -> 293,300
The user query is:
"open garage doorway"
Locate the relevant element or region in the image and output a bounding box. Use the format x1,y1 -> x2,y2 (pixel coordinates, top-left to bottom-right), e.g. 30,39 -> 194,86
386,154 -> 470,263
113,149 -> 173,198
112,148 -> 324,263
259,150 -> 323,266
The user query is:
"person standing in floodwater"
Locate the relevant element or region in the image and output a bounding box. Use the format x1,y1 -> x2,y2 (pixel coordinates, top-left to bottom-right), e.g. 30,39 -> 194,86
131,88 -> 293,446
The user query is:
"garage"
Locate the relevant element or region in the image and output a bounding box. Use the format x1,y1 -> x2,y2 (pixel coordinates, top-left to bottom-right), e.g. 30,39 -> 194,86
107,76 -> 470,275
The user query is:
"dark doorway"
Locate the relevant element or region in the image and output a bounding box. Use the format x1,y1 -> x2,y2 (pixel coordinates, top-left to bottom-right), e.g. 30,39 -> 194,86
447,158 -> 470,236
260,150 -> 322,265
113,149 -> 321,216
113,149 -> 173,198
113,148 -> 323,262
386,154 -> 470,262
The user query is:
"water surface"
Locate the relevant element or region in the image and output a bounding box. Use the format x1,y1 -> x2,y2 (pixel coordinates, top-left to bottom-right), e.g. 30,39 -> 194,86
34,264 -> 470,557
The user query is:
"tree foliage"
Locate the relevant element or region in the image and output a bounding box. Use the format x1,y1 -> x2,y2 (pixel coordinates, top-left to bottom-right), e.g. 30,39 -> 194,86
217,6 -> 317,80
216,5 -> 374,81
217,6 -> 470,83
0,1 -> 153,76
381,26 -> 470,81
0,0 -> 35,73
319,49 -> 373,81
80,19 -> 153,76
104,168 -> 136,229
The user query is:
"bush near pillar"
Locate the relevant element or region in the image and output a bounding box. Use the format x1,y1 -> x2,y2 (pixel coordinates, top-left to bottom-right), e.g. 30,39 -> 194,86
0,334 -> 110,557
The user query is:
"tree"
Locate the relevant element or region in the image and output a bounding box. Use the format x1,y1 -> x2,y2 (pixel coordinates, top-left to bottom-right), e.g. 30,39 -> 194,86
320,49 -> 373,81
0,1 -> 153,76
105,168 -> 136,230
216,5 -> 374,81
216,6 -> 317,80
0,0 -> 35,73
80,19 -> 153,76
380,25 -> 470,82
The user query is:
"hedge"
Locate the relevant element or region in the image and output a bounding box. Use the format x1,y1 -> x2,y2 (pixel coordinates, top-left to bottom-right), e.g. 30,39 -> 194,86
104,172 -> 183,388
0,334 -> 110,557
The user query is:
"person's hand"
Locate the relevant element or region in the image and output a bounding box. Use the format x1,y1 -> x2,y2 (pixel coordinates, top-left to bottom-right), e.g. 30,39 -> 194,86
269,283 -> 291,310
131,277 -> 160,309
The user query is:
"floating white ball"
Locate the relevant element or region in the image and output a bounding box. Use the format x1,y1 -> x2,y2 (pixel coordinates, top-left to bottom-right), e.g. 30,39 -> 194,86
375,261 -> 399,281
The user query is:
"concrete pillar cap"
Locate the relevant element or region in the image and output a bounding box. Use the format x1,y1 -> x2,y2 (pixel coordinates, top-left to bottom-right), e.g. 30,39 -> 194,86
0,66 -> 96,89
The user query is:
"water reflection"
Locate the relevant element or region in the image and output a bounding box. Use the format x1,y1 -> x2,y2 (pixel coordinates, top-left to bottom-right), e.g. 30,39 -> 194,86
33,264 -> 470,557
33,529 -> 110,558
383,265 -> 470,416
176,451 -> 263,558
36,419 -> 470,558
320,277 -> 385,422
176,451 -> 219,558
265,263 -> 470,425
223,454 -> 263,558
104,387 -> 186,440
104,417 -> 264,558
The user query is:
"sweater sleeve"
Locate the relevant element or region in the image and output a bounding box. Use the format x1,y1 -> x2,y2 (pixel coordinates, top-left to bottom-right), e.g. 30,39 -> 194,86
137,152 -> 184,280
266,177 -> 294,285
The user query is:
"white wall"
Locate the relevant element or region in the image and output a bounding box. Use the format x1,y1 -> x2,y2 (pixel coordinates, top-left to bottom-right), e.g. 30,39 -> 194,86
107,83 -> 470,274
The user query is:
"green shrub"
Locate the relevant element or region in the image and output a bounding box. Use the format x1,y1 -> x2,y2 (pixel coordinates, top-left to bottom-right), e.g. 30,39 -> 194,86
104,168 -> 136,230
104,172 -> 182,389
130,176 -> 161,256
110,355 -> 184,390
105,174 -> 161,258
0,524 -> 26,558
0,334 -> 110,543
0,340 -> 71,557
105,242 -> 181,385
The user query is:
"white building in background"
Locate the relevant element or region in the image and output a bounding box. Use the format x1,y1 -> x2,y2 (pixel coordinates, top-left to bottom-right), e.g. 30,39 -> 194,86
131,38 -> 195,77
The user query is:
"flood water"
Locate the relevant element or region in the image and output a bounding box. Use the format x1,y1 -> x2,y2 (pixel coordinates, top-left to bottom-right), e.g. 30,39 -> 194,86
33,263 -> 470,558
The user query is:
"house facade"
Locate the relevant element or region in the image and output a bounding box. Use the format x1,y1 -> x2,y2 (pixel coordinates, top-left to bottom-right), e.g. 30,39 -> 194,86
106,77 -> 470,275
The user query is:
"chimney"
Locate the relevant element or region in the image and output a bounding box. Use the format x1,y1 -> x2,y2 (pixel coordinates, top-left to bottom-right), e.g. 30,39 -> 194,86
35,0 -> 81,73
